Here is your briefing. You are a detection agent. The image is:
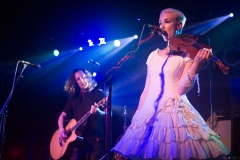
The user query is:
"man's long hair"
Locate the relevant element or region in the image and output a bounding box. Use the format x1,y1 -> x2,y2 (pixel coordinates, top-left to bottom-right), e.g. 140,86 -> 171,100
64,68 -> 97,98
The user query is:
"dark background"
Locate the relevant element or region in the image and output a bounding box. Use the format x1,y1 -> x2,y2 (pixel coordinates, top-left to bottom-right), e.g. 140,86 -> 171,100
1,0 -> 240,159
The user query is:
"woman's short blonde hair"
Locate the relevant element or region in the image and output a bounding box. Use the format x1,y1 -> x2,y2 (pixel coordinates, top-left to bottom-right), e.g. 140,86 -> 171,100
160,8 -> 187,28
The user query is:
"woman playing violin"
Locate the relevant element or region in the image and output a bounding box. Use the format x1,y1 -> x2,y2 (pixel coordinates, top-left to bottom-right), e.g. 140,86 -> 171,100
113,8 -> 230,160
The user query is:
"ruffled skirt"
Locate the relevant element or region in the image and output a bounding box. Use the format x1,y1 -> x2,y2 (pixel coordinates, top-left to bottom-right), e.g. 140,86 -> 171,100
113,96 -> 230,160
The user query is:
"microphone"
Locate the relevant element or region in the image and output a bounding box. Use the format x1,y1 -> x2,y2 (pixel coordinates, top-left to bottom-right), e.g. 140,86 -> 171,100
146,24 -> 165,35
20,60 -> 41,69
88,59 -> 100,65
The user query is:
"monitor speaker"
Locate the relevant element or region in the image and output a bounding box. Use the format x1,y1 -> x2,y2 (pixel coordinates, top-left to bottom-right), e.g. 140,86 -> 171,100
231,116 -> 240,157
213,117 -> 240,158
214,120 -> 231,151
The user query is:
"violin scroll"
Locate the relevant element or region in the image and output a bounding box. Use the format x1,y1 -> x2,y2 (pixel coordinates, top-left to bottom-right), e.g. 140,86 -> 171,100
212,57 -> 229,74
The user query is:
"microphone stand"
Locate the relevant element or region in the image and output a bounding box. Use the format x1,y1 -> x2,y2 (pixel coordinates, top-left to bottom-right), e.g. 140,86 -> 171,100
123,106 -> 127,133
206,37 -> 214,130
0,62 -> 27,160
96,24 -> 156,160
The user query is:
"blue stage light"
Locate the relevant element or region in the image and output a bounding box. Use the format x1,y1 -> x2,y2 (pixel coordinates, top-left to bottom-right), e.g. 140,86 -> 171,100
53,50 -> 59,56
114,40 -> 121,47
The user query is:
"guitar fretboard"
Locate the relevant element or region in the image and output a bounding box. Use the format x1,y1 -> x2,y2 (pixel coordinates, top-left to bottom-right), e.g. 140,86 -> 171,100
71,111 -> 91,131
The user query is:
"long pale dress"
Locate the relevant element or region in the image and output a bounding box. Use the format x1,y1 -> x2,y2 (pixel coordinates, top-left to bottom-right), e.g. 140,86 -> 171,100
113,49 -> 230,160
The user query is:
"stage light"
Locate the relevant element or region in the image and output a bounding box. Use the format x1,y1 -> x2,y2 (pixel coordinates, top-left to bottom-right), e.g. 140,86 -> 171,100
133,35 -> 138,39
88,39 -> 94,46
184,13 -> 234,35
79,47 -> 83,51
99,38 -> 106,46
137,18 -> 140,21
93,72 -> 97,77
114,40 -> 121,47
53,50 -> 59,56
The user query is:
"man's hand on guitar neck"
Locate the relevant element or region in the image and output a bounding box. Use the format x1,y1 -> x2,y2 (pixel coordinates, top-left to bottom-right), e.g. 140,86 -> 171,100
90,102 -> 106,116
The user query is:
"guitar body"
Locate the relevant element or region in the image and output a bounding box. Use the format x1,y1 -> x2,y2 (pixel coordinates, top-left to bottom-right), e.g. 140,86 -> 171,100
50,119 -> 78,160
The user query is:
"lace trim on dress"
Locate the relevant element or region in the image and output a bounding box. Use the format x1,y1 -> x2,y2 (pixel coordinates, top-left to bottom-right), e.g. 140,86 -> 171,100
129,97 -> 219,141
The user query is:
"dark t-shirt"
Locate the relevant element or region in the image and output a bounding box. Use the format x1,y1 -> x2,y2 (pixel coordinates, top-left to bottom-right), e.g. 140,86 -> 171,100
63,89 -> 106,139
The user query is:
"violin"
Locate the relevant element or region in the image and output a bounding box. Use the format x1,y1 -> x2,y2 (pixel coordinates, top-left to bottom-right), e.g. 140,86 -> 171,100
169,34 -> 229,74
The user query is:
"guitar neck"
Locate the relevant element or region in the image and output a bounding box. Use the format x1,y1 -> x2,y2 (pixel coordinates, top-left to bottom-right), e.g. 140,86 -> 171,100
67,97 -> 108,133
70,111 -> 91,132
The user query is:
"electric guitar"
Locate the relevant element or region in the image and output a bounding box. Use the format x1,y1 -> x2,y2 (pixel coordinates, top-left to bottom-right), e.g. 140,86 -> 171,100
50,97 -> 108,160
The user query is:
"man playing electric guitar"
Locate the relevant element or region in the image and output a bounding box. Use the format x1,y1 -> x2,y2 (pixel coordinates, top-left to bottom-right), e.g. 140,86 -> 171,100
57,68 -> 106,160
